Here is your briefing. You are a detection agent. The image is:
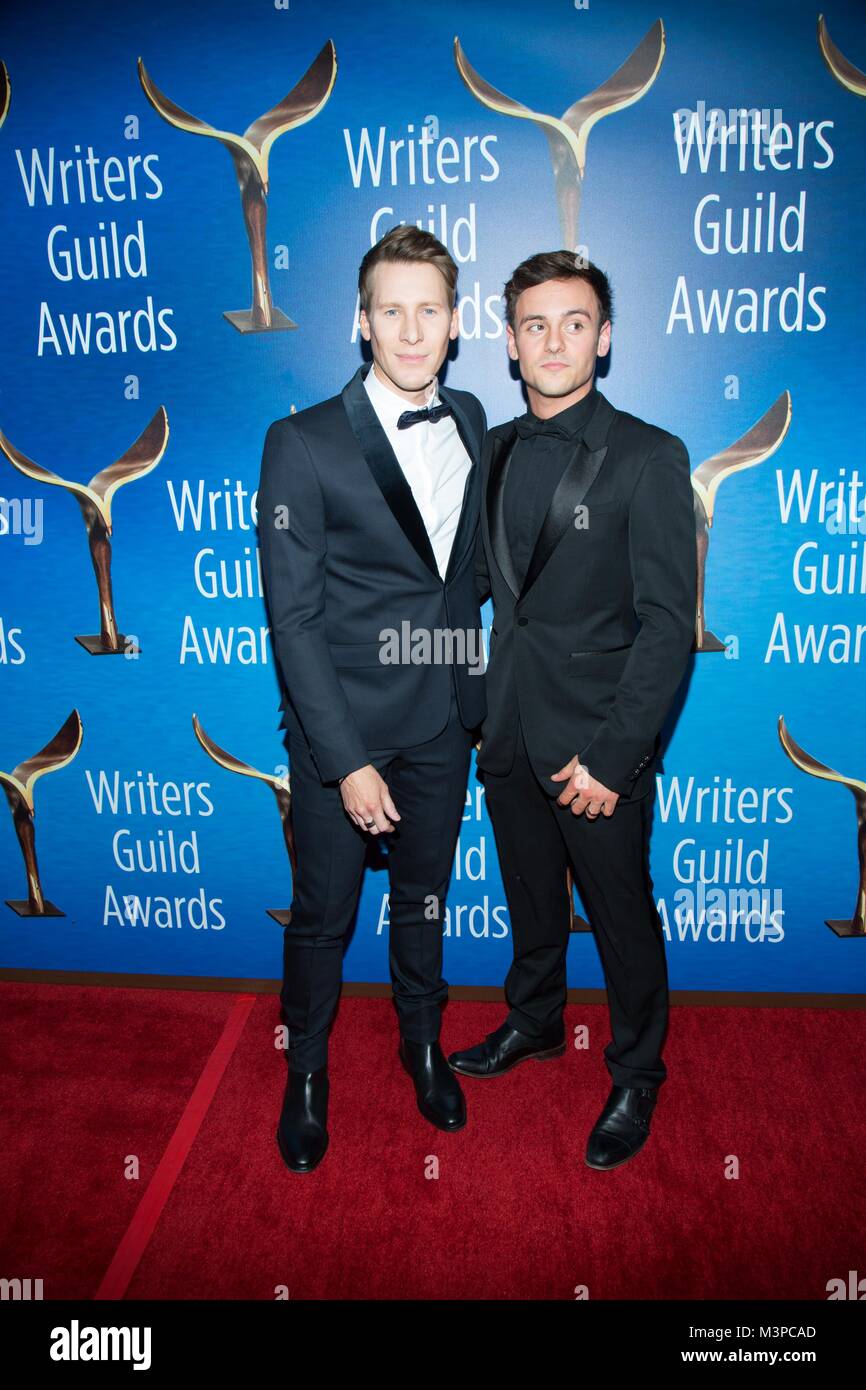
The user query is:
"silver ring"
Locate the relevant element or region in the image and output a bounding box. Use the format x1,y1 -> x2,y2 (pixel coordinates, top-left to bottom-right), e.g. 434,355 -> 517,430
364,819 -> 375,828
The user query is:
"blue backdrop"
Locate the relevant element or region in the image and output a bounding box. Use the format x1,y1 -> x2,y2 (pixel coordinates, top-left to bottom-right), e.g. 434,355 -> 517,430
1,0 -> 865,995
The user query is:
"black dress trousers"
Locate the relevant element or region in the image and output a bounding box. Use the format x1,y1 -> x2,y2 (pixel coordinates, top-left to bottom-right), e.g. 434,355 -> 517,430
281,678 -> 474,1071
481,715 -> 670,1090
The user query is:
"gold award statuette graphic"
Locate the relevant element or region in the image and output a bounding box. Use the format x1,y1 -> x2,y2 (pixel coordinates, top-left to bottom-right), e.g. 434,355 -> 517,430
818,13 -> 866,96
192,714 -> 296,924
0,407 -> 169,654
474,738 -> 589,931
454,20 -> 664,251
0,59 -> 10,129
778,717 -> 866,938
691,390 -> 792,653
138,40 -> 337,333
1,710 -> 82,917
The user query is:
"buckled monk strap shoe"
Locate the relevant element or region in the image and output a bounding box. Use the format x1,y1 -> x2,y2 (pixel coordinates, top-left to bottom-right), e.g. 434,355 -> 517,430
399,1038 -> 467,1131
276,1065 -> 329,1173
584,1084 -> 658,1170
447,1020 -> 566,1078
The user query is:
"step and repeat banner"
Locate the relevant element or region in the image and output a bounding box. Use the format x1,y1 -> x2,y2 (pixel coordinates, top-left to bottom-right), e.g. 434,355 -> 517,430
1,0 -> 864,995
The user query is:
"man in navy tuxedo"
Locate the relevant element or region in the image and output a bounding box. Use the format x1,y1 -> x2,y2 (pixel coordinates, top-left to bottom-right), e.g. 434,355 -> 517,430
449,252 -> 696,1171
258,226 -> 487,1172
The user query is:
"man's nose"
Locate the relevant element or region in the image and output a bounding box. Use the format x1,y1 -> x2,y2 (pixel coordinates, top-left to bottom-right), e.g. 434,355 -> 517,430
546,327 -> 564,352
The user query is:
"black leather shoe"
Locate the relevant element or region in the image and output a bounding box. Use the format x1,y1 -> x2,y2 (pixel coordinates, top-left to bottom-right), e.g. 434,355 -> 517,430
584,1084 -> 658,1170
447,1020 -> 566,1078
276,1065 -> 329,1173
399,1038 -> 467,1131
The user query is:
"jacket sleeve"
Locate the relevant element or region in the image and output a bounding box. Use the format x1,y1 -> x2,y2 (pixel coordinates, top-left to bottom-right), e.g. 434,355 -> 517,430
577,432 -> 696,796
474,420 -> 492,606
257,417 -> 371,785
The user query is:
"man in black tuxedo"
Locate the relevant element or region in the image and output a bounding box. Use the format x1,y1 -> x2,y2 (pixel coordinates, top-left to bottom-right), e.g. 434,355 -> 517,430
449,251 -> 696,1170
258,226 -> 487,1172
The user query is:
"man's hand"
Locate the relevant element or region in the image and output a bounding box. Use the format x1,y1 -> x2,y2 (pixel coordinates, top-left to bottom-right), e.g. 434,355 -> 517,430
550,756 -> 619,819
339,764 -> 401,834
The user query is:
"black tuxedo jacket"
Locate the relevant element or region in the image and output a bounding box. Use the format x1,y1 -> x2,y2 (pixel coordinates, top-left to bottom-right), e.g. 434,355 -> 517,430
475,388 -> 696,801
258,362 -> 487,785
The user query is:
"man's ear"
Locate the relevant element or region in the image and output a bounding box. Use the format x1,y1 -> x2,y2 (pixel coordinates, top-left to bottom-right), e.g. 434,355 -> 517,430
359,308 -> 371,341
505,324 -> 518,361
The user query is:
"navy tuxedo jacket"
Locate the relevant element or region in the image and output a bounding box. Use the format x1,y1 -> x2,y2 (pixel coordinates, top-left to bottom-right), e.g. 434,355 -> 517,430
258,362 -> 487,785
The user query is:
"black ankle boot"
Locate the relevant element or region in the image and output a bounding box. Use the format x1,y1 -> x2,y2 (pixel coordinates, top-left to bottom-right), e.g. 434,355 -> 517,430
399,1038 -> 467,1131
276,1065 -> 329,1173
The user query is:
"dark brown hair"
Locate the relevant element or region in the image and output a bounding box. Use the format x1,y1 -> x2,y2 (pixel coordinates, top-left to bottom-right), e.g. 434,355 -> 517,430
358,224 -> 458,314
503,251 -> 613,331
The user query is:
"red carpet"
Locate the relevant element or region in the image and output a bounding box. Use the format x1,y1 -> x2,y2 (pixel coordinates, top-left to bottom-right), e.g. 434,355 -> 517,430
0,982 -> 862,1300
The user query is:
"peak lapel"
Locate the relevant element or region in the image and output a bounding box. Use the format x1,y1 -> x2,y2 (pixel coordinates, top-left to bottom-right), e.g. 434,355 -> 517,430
485,425 -> 522,598
340,364 -> 439,578
439,380 -> 482,585
483,390 -> 617,602
518,440 -> 608,598
519,390 -> 615,599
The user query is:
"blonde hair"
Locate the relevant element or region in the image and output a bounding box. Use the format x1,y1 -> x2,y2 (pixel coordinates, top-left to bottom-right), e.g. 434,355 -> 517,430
358,224 -> 458,314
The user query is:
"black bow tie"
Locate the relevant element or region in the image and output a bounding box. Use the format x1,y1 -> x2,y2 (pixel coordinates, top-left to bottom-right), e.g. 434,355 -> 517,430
513,415 -> 574,441
396,401 -> 454,429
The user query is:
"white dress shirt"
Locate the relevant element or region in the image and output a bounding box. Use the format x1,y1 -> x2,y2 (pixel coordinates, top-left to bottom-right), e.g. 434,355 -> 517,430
364,363 -> 471,580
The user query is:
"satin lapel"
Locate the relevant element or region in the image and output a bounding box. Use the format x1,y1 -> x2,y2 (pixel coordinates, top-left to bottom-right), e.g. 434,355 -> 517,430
519,440 -> 608,598
485,426 -> 521,598
519,389 -> 618,599
340,364 -> 439,578
439,381 -> 481,585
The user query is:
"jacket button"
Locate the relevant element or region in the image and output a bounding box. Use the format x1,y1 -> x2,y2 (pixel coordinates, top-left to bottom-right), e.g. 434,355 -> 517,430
517,617 -> 528,626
